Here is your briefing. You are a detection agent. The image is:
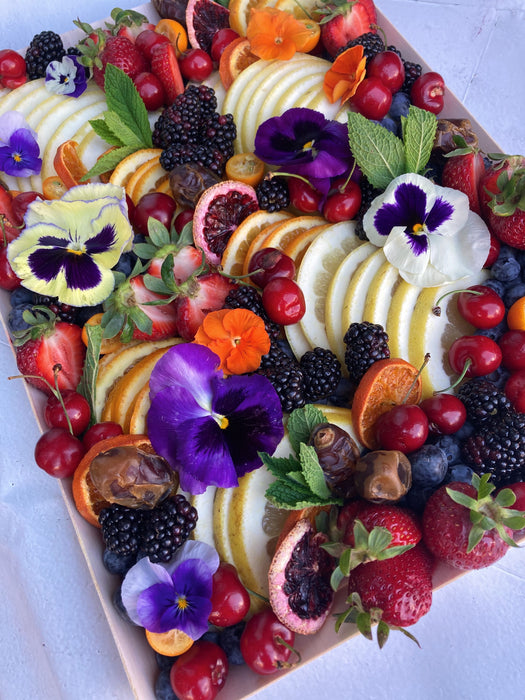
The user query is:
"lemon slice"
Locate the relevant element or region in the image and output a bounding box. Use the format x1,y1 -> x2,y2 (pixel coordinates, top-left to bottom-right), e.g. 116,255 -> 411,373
340,248 -> 387,331
213,487 -> 235,565
190,486 -> 217,549
362,260 -> 401,328
385,279 -> 422,360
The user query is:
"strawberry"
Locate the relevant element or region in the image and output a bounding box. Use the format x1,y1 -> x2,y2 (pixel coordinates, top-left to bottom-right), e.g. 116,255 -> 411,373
422,474 -> 525,570
150,43 -> 184,103
477,156 -> 525,249
13,307 -> 86,396
441,146 -> 486,215
148,245 -> 203,284
341,502 -> 422,548
102,271 -> 179,342
174,271 -> 238,341
346,542 -> 434,633
117,22 -> 156,43
316,0 -> 377,58
92,36 -> 148,90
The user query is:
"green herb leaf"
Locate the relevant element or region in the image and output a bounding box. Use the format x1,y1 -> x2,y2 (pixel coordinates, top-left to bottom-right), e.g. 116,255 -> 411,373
401,105 -> 437,175
260,452 -> 301,479
103,111 -> 146,150
299,443 -> 332,499
287,404 -> 327,454
89,117 -> 127,146
347,111 -> 406,190
76,323 -> 103,423
82,145 -> 137,181
104,64 -> 153,147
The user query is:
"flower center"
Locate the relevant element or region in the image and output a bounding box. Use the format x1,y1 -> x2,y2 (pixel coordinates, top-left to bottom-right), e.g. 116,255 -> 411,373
176,596 -> 188,610
303,140 -> 314,151
412,222 -> 426,235
211,411 -> 229,429
13,152 -> 22,163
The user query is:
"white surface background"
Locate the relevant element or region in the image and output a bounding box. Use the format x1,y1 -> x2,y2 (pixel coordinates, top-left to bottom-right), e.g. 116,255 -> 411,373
1,1 -> 525,699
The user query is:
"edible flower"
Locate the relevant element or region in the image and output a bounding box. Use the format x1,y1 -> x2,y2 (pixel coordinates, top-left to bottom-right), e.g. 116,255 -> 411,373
0,111 -> 41,177
193,307 -> 271,375
254,107 -> 353,195
45,55 -> 88,98
147,343 -> 284,494
363,173 -> 491,286
246,7 -> 313,61
121,540 -> 219,637
323,45 -> 367,104
7,183 -> 134,306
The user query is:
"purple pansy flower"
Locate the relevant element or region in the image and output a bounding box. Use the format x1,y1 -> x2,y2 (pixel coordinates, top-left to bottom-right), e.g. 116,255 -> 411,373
147,343 -> 284,494
45,55 -> 88,98
254,107 -> 353,195
7,183 -> 134,306
0,111 -> 41,178
363,173 -> 491,286
121,540 -> 220,637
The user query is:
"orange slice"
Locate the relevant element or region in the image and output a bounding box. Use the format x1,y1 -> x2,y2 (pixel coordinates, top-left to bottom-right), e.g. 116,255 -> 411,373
145,628 -> 194,656
228,0 -> 260,35
72,433 -> 153,528
128,382 -> 152,435
155,18 -> 188,56
351,358 -> 423,450
109,148 -> 163,189
53,140 -> 88,189
219,36 -> 260,89
225,152 -> 265,186
282,223 -> 328,265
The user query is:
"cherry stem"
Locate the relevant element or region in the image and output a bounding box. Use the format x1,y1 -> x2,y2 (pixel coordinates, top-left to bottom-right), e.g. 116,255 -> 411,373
434,358 -> 473,394
275,637 -> 302,668
52,364 -> 74,435
269,171 -> 313,187
432,288 -> 482,316
401,353 -> 430,404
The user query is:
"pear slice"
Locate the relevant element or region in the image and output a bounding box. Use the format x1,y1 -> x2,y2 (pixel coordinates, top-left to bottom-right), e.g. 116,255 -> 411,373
190,487 -> 217,550
362,260 -> 401,328
0,78 -> 47,114
385,279 -> 422,360
212,487 -> 235,565
285,320 -> 314,360
341,248 -> 387,332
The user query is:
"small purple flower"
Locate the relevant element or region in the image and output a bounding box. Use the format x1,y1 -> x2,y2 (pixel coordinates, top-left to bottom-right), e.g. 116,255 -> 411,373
45,55 -> 88,98
254,107 -> 353,194
147,343 -> 284,494
121,540 -> 220,637
0,111 -> 41,178
363,173 -> 491,286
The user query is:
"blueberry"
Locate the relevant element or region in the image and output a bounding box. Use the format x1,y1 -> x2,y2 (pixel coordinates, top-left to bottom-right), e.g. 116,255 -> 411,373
218,621 -> 246,665
8,303 -> 33,333
432,435 -> 461,465
482,278 -> 506,298
474,319 -> 508,342
503,282 -> 525,309
9,286 -> 35,307
112,587 -> 138,626
404,485 -> 437,513
491,255 -> 521,283
103,548 -> 136,576
446,463 -> 474,484
155,669 -> 178,700
409,444 -> 448,487
113,251 -> 136,277
389,91 -> 411,119
379,116 -> 399,135
156,652 -> 176,672
454,419 -> 474,440
484,365 -> 511,390
201,628 -> 221,646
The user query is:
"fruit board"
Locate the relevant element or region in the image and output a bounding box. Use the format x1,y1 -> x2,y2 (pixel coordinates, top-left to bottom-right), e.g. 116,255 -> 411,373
1,1 -> 524,699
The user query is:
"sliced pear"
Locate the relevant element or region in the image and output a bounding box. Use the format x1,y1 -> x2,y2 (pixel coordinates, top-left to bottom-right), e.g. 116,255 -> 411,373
212,487 -> 236,565
362,260 -> 401,328
190,487 -> 217,549
76,128 -> 109,170
0,78 -> 47,114
385,279 -> 422,360
285,320 -> 313,360
297,220 -> 361,350
325,242 -> 376,368
340,248 -> 387,332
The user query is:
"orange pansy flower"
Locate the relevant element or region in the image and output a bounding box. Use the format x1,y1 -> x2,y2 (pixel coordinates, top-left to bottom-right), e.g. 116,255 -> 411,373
193,307 -> 271,375
247,7 -> 315,61
323,45 -> 367,104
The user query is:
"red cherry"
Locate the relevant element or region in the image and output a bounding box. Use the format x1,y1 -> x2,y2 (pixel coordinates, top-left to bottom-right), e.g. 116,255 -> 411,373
170,640 -> 228,700
10,190 -> 40,227
248,247 -> 296,288
0,246 -> 21,290
34,427 -> 86,479
374,404 -> 429,453
179,48 -> 213,81
262,277 -> 306,325
419,394 -> 467,435
484,233 -> 500,268
410,72 -> 445,114
287,177 -> 322,213
322,181 -> 362,223
208,562 -> 251,627
366,50 -> 405,94
210,28 -> 239,63
43,390 -> 91,436
504,369 -> 525,413
240,608 -> 295,675
82,422 -> 124,451
456,285 -> 505,329
133,71 -> 166,110
351,77 -> 392,120
134,29 -> 170,61
0,49 -> 26,86
499,330 -> 525,371
132,192 -> 178,235
174,209 -> 194,234
448,335 -> 502,378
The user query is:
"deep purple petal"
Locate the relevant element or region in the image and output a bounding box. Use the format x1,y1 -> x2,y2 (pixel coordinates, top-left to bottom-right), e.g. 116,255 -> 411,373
0,128 -> 41,177
84,223 -> 118,254
254,108 -> 329,165
405,231 -> 429,256
26,246 -> 102,289
425,195 -> 455,233
374,181 -> 428,237
149,344 -> 221,404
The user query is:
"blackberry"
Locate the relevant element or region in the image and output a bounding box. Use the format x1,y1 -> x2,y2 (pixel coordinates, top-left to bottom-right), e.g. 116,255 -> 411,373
402,60 -> 423,94
160,143 -> 229,176
457,379 -> 512,428
299,347 -> 342,403
257,343 -> 305,413
139,494 -> 198,563
343,321 -> 390,384
153,85 -> 218,148
354,179 -> 381,241
99,504 -> 144,557
202,113 -> 236,159
224,285 -> 280,341
461,410 -> 525,487
256,176 -> 290,212
335,32 -> 385,63
25,31 -> 65,80
32,294 -> 80,324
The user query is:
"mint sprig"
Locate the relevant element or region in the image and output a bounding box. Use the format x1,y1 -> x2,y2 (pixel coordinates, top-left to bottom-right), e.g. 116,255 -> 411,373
77,322 -> 103,424
347,105 -> 437,190
82,64 -> 153,180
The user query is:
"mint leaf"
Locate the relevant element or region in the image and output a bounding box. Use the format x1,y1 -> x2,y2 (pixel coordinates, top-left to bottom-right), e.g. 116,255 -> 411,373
77,323 -> 103,423
104,111 -> 146,150
265,479 -> 341,509
81,145 -> 137,180
104,64 -> 153,147
401,105 -> 437,175
89,117 -> 127,147
347,111 -> 406,190
287,404 -> 327,454
260,452 -> 301,479
299,443 -> 332,499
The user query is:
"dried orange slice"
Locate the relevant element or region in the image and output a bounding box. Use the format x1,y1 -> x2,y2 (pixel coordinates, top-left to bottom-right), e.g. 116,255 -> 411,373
145,628 -> 194,656
219,36 -> 259,89
42,175 -> 68,200
225,152 -> 265,186
155,18 -> 188,55
72,434 -> 153,528
507,296 -> 525,331
53,140 -> 88,189
351,358 -> 422,450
